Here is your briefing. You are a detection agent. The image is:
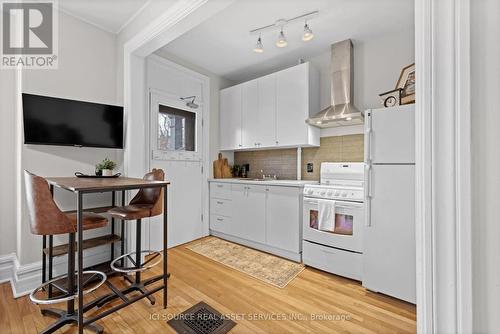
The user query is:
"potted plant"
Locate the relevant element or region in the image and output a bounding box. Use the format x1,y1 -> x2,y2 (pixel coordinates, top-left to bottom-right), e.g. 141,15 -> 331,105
96,158 -> 116,176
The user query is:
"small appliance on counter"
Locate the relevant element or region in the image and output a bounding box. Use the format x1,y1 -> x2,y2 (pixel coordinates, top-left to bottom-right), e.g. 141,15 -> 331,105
302,162 -> 365,281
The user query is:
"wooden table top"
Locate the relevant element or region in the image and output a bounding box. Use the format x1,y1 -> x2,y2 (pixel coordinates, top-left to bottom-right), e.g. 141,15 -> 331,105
45,176 -> 170,193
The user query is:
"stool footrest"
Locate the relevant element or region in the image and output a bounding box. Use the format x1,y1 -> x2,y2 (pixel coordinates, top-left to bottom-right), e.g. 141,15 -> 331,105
110,250 -> 162,273
30,270 -> 107,305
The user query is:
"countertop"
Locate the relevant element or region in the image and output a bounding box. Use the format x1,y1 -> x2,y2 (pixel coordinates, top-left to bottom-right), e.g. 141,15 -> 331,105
208,178 -> 318,187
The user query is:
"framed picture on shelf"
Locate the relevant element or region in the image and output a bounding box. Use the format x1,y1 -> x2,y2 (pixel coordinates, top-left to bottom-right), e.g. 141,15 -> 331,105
396,63 -> 415,104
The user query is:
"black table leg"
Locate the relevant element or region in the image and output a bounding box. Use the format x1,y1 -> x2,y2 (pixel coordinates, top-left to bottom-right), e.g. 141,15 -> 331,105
77,192 -> 84,334
163,185 -> 168,309
121,190 -> 125,268
48,185 -> 54,297
42,235 -> 46,284
48,235 -> 53,297
68,233 -> 75,314
111,191 -> 115,260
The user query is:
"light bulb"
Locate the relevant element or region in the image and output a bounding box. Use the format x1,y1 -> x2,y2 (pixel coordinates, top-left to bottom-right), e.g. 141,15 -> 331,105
276,29 -> 287,48
302,23 -> 314,41
253,36 -> 264,53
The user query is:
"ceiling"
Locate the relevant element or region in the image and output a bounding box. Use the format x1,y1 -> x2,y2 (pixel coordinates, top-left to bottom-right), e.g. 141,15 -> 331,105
158,0 -> 414,83
59,0 -> 150,33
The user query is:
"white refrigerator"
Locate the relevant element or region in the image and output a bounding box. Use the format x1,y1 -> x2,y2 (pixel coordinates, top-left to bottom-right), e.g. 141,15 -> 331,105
363,104 -> 416,304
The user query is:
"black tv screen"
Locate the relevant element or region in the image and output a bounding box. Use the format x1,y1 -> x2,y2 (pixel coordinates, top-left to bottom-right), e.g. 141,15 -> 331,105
22,93 -> 124,149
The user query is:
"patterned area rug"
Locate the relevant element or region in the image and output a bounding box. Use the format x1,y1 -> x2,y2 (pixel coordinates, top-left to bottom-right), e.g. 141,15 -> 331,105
186,237 -> 304,288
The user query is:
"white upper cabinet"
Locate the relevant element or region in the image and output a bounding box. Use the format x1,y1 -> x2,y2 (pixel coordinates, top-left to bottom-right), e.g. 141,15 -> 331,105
241,80 -> 260,148
258,74 -> 277,147
219,62 -> 319,150
276,62 -> 319,147
219,85 -> 242,150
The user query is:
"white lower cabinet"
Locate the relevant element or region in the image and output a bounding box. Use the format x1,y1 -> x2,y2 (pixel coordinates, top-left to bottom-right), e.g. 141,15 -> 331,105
266,186 -> 301,253
231,184 -> 266,244
209,181 -> 302,261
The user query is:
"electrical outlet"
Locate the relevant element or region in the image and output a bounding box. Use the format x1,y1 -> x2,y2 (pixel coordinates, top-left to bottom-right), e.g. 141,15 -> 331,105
307,163 -> 313,173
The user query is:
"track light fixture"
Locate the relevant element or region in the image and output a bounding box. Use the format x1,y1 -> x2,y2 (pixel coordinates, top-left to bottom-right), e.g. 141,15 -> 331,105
302,21 -> 314,41
276,28 -> 288,48
254,35 -> 264,53
249,10 -> 318,52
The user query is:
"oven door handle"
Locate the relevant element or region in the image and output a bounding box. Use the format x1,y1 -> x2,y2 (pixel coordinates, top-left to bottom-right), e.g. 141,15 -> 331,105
304,199 -> 361,209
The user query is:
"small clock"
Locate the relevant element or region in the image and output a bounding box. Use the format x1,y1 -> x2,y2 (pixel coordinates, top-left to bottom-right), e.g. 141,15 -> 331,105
379,88 -> 402,108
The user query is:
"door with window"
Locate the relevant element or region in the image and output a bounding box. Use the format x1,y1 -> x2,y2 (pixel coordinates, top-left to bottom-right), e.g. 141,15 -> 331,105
148,91 -> 204,249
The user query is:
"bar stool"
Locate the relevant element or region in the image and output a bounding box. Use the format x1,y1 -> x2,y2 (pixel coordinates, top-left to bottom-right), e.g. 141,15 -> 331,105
24,171 -> 108,334
96,168 -> 165,307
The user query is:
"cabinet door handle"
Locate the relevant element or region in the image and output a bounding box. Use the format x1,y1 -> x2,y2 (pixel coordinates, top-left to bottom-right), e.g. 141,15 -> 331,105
216,218 -> 223,222
216,201 -> 223,204
216,184 -> 223,188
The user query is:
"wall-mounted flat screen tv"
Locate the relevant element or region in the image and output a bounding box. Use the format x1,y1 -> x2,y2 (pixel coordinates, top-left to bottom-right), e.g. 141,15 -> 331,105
22,93 -> 124,149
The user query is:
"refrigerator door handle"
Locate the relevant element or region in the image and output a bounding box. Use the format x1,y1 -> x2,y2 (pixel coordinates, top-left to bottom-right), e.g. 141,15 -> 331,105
365,164 -> 372,227
364,111 -> 372,164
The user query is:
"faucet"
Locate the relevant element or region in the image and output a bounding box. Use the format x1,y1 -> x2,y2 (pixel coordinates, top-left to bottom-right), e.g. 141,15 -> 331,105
260,170 -> 278,180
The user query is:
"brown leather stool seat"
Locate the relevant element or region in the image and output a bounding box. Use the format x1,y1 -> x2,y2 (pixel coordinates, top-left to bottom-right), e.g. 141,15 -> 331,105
107,204 -> 155,220
66,212 -> 108,231
107,169 -> 164,221
25,171 -> 108,236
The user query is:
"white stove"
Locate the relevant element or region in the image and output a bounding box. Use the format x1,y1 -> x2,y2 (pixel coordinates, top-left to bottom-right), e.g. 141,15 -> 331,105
303,162 -> 365,201
302,162 -> 365,281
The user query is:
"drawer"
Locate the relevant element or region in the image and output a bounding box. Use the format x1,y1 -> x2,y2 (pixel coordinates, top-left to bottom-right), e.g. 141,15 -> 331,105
210,215 -> 232,234
302,241 -> 362,281
210,182 -> 231,199
210,197 -> 232,217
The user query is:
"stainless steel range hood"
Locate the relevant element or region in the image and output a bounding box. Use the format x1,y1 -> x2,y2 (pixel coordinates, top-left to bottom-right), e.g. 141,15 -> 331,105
306,39 -> 363,128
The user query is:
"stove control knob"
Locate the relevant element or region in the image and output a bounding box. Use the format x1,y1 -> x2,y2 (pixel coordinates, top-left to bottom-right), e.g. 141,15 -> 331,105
307,189 -> 313,195
341,191 -> 348,197
334,191 -> 340,196
327,191 -> 333,197
320,191 -> 326,196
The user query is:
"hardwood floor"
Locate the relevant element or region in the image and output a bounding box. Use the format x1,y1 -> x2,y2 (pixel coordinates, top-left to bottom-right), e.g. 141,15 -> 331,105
0,237 -> 416,333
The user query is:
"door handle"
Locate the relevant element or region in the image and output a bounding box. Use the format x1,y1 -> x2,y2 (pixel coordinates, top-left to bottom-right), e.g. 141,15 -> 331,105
216,218 -> 224,222
365,164 -> 372,227
216,201 -> 224,205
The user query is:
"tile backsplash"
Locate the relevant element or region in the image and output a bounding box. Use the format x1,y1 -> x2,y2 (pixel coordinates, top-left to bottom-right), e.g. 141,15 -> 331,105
233,134 -> 364,181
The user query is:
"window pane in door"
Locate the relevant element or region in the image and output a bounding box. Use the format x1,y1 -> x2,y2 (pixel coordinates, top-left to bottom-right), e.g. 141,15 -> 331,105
158,104 -> 196,151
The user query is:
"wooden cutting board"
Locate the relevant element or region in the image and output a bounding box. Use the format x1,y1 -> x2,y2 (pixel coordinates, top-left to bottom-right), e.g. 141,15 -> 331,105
213,153 -> 224,178
213,153 -> 232,179
221,158 -> 232,178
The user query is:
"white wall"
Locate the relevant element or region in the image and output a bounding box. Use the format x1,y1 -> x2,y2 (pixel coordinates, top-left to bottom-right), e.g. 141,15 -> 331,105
0,69 -> 18,256
116,0 -> 178,105
17,12 -> 120,265
471,0 -> 500,332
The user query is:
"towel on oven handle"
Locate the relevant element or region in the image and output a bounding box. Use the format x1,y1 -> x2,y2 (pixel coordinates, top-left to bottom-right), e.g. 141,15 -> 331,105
318,199 -> 336,232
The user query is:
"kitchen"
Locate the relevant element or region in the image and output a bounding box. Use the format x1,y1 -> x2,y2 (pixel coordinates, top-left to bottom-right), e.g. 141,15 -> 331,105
146,0 -> 416,331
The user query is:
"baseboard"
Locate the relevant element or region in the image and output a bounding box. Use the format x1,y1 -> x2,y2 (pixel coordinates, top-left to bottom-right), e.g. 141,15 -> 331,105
0,245 -> 117,298
210,230 -> 302,262
0,253 -> 16,284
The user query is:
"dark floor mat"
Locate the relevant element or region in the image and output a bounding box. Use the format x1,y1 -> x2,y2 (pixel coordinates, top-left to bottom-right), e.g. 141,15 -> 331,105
167,301 -> 236,334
